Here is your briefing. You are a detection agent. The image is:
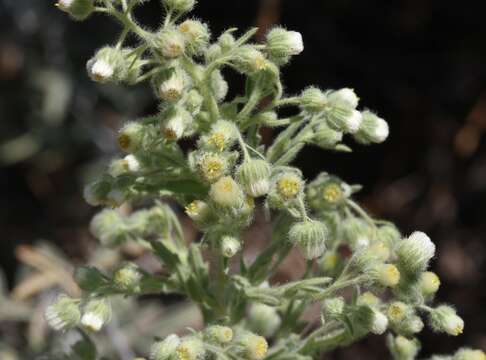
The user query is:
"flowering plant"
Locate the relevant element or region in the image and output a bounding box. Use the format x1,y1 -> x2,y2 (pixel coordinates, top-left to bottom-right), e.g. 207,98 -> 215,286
46,0 -> 484,359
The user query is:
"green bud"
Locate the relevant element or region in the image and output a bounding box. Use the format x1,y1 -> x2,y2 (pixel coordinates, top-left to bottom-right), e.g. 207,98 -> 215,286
205,325 -> 234,344
248,303 -> 281,337
322,297 -> 345,319
372,263 -> 401,287
312,122 -> 343,150
453,348 -> 486,360
220,235 -> 241,258
387,335 -> 421,360
376,224 -> 402,247
371,309 -> 389,335
56,0 -> 94,21
185,200 -> 211,223
83,178 -> 112,206
164,0 -> 196,14
150,334 -> 180,360
185,89 -> 204,115
113,263 -> 142,292
265,27 -> 304,65
45,294 -> 81,331
81,298 -> 111,332
419,271 -> 441,297
396,231 -> 436,276
218,33 -> 236,51
328,88 -> 359,109
108,155 -> 141,177
428,305 -> 464,336
289,220 -> 328,259
161,109 -> 192,141
86,46 -> 128,83
210,70 -> 229,102
205,43 -> 222,63
156,69 -> 190,102
238,332 -> 268,360
300,87 -> 327,113
155,28 -> 186,59
175,337 -> 205,360
342,217 -> 372,250
354,110 -> 389,144
237,159 -> 272,198
179,19 -> 210,55
325,106 -> 362,134
90,209 -> 128,247
118,122 -> 145,153
209,176 -> 244,208
400,315 -> 424,335
387,301 -> 413,325
232,46 -> 268,75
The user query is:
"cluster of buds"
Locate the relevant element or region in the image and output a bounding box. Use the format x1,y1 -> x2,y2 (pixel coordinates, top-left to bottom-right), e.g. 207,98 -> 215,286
50,1 -> 477,360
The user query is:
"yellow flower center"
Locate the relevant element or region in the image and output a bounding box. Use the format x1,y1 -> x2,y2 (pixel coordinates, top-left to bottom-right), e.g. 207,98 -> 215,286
277,177 -> 301,199
222,328 -> 233,342
253,337 -> 268,359
201,157 -> 224,181
322,183 -> 343,204
207,132 -> 226,152
162,127 -> 178,141
253,56 -> 267,72
185,201 -> 199,216
388,303 -> 405,322
176,346 -> 190,360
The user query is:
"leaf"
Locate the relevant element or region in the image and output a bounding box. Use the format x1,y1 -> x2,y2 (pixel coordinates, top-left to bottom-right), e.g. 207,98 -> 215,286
150,240 -> 180,268
74,267 -> 109,294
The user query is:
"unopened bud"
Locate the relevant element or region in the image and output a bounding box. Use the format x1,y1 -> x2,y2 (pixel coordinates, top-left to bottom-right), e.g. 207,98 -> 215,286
81,298 -> 111,332
150,334 -> 180,360
179,19 -> 210,55
90,209 -> 129,246
428,305 -> 464,336
238,332 -> 268,360
45,294 -> 81,331
325,107 -> 362,134
233,46 -> 267,74
175,337 -> 205,360
354,110 -> 389,144
185,200 -> 210,223
453,348 -> 486,360
210,70 -> 229,102
396,231 -> 436,275
118,122 -> 145,153
248,303 -> 281,337
220,235 -> 241,258
158,70 -> 188,101
237,159 -> 272,197
419,271 -> 441,296
322,297 -> 345,319
300,87 -> 327,113
205,325 -> 233,345
289,220 -> 328,259
388,335 -> 420,360
374,263 -> 401,287
328,88 -> 359,109
56,0 -> 94,21
156,28 -> 186,59
266,27 -> 304,65
371,310 -> 389,335
108,155 -> 141,177
164,0 -> 196,13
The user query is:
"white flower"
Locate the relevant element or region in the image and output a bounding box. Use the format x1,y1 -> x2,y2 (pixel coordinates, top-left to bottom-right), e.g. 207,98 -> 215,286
329,88 -> 359,108
57,0 -> 75,9
124,154 -> 140,172
89,60 -> 114,82
162,116 -> 186,140
371,310 -> 389,335
159,73 -> 185,101
287,31 -> 304,55
373,117 -> 389,142
345,110 -> 363,133
81,313 -> 104,332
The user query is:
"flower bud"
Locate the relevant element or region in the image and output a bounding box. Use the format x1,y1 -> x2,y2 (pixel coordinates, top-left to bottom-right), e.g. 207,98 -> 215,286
376,224 -> 401,247
220,235 -> 241,258
157,70 -> 188,102
322,297 -> 345,319
185,200 -> 211,223
90,209 -> 128,246
209,176 -> 244,208
325,107 -> 363,134
185,89 -> 204,115
164,0 -> 196,13
83,178 -> 112,206
401,315 -> 424,335
387,301 -> 412,324
248,303 -> 281,338
179,19 -> 210,55
205,43 -> 222,63
312,123 -> 343,150
113,263 -> 142,292
453,348 -> 486,360
45,294 -> 81,331
205,325 -> 233,345
357,291 -> 381,308
300,87 -> 327,113
198,152 -> 229,183
233,46 -> 267,75
289,220 -> 328,259
238,332 -> 268,360
342,217 -> 372,250
396,231 -> 436,275
368,241 -> 391,262
328,88 -> 359,109
371,310 -> 389,335
202,120 -> 238,152
175,337 -> 205,360
81,298 -> 111,332
203,72 -> 226,105
374,263 -> 401,287
161,111 -> 191,141
319,251 -> 340,273
419,271 -> 441,296
156,28 -> 186,59
118,122 -> 145,153
218,33 -> 236,51
237,159 -> 272,197
388,335 -> 420,360
354,110 -> 389,144
108,155 -> 141,177
86,47 -> 130,83
265,27 -> 304,65
150,334 -> 180,360
428,305 -> 464,336
56,0 -> 94,21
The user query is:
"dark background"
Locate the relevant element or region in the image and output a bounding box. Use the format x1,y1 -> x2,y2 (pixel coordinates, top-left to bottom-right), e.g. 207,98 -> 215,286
1,0 -> 485,358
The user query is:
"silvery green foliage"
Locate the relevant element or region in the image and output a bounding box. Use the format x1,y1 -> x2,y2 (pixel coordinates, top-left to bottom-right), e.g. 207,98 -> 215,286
48,0 -> 483,359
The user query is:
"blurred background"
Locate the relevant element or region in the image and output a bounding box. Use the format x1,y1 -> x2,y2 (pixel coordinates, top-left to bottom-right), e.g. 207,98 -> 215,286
1,0 -> 485,358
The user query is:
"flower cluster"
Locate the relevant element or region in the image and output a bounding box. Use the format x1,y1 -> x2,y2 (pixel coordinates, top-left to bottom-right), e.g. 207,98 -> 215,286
47,0 -> 483,359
